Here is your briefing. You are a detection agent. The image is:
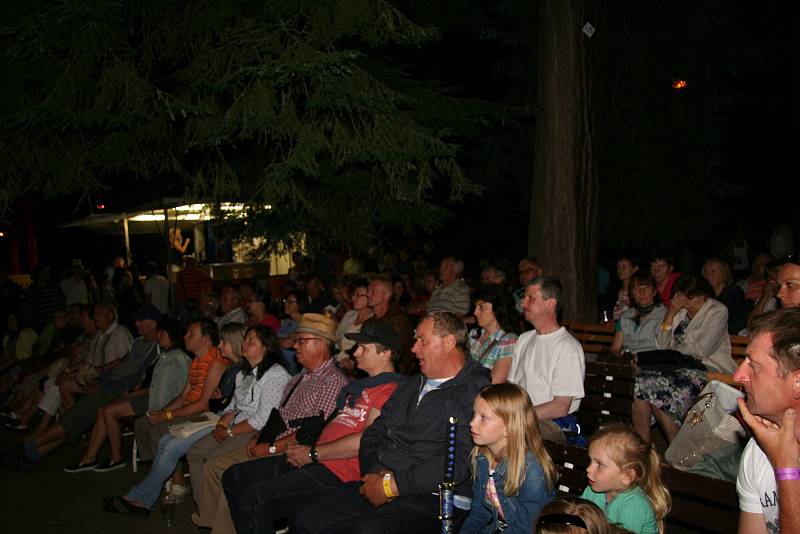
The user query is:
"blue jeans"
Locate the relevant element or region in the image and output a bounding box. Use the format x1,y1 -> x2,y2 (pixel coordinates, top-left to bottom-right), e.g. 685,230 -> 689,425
125,427 -> 214,508
222,457 -> 341,534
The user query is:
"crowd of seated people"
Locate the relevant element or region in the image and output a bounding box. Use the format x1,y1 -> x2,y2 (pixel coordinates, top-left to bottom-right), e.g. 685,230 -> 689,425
0,246 -> 799,534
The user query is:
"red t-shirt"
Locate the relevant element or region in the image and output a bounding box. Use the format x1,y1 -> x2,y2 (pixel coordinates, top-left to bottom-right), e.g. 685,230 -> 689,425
659,272 -> 681,307
318,382 -> 399,482
259,313 -> 281,333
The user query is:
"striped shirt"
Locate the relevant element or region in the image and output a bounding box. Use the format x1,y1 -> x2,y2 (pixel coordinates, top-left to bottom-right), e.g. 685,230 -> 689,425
428,280 -> 471,316
186,347 -> 229,404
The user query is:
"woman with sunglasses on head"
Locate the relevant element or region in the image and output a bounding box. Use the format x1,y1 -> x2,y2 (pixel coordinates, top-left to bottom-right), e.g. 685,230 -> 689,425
280,288 -> 309,332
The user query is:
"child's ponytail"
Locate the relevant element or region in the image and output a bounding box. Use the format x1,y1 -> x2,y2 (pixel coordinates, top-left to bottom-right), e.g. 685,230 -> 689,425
640,445 -> 671,533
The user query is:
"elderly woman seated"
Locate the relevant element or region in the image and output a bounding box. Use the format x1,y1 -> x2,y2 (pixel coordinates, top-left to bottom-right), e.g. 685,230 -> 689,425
702,257 -> 749,334
632,273 -> 734,443
610,271 -> 666,355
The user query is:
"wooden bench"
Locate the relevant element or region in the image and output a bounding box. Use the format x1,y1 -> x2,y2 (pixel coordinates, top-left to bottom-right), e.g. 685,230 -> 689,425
563,321 -> 749,386
544,440 -> 739,534
578,360 -> 636,435
730,334 -> 748,364
561,320 -> 614,355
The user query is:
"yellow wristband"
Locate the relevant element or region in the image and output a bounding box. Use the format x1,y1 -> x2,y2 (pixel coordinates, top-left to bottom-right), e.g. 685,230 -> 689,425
660,323 -> 672,332
383,473 -> 395,499
166,411 -> 173,420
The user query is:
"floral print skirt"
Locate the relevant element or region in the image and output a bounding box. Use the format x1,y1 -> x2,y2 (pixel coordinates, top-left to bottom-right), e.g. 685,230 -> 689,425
635,368 -> 708,425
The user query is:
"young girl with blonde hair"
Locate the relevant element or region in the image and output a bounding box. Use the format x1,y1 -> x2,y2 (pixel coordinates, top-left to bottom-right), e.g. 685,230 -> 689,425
460,383 -> 557,533
535,496 -> 633,534
582,424 -> 671,533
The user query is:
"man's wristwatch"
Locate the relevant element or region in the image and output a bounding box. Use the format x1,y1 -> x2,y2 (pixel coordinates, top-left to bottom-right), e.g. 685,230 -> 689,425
268,445 -> 277,454
308,445 -> 319,463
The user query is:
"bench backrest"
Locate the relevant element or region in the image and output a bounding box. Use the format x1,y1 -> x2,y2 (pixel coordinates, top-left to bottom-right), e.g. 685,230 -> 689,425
578,361 -> 636,433
730,334 -> 748,364
561,320 -> 615,354
563,321 -> 748,373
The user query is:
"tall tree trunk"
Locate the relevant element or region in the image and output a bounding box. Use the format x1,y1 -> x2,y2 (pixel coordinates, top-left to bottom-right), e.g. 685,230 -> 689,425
528,0 -> 600,322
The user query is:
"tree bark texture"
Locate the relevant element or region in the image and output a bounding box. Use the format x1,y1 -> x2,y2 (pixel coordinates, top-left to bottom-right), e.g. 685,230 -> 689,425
528,0 -> 600,322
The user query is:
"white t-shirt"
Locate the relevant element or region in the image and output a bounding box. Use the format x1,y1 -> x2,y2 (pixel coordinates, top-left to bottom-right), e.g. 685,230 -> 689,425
60,278 -> 88,305
737,438 -> 779,533
509,327 -> 585,414
144,274 -> 170,314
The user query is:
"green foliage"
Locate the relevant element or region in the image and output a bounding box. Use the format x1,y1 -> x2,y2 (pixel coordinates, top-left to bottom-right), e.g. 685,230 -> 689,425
0,0 -> 504,251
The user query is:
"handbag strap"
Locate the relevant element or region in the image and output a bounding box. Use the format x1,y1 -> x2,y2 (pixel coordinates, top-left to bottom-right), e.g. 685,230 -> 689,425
682,392 -> 716,422
281,376 -> 303,407
476,332 -> 506,366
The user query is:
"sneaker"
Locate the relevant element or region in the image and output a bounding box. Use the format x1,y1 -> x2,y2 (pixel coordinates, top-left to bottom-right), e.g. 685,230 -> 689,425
0,411 -> 19,420
1,419 -> 27,431
64,460 -> 99,473
94,459 -> 127,472
165,483 -> 190,503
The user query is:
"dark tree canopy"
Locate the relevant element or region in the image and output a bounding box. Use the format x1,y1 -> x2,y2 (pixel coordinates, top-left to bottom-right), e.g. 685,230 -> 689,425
0,0 -> 515,255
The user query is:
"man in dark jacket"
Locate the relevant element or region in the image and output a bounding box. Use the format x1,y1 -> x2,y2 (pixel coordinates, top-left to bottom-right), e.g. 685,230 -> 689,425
292,311 -> 490,534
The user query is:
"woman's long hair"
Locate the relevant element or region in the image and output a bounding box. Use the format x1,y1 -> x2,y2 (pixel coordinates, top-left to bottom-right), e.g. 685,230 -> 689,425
242,325 -> 284,379
219,322 -> 247,364
590,424 -> 671,533
470,383 -> 557,496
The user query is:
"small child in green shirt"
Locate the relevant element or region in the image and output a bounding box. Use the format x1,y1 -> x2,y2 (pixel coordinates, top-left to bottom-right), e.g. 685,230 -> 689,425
581,425 -> 671,534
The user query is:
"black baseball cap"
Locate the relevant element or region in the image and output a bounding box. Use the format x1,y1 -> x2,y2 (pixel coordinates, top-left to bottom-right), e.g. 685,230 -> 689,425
345,322 -> 402,354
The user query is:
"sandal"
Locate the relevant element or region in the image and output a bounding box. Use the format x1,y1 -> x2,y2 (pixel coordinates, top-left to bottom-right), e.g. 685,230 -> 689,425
101,496 -> 150,518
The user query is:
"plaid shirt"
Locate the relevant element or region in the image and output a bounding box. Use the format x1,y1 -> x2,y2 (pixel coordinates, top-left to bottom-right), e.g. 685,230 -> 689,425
469,328 -> 517,369
277,357 -> 348,440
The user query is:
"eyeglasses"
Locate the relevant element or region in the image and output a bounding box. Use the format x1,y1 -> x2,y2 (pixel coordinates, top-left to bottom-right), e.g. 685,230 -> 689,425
283,298 -> 298,304
294,336 -> 322,346
536,513 -> 587,530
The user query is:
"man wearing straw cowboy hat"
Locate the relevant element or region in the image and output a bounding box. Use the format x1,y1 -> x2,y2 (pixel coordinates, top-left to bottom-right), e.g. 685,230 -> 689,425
188,313 -> 348,529
291,311 -> 490,534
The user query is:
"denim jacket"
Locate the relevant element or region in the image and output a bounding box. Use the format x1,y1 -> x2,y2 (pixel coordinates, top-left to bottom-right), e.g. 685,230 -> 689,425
460,452 -> 555,534
147,348 -> 191,411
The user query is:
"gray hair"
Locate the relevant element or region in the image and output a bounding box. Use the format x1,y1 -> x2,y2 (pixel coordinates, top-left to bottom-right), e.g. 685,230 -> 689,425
527,276 -> 564,315
425,311 -> 469,354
